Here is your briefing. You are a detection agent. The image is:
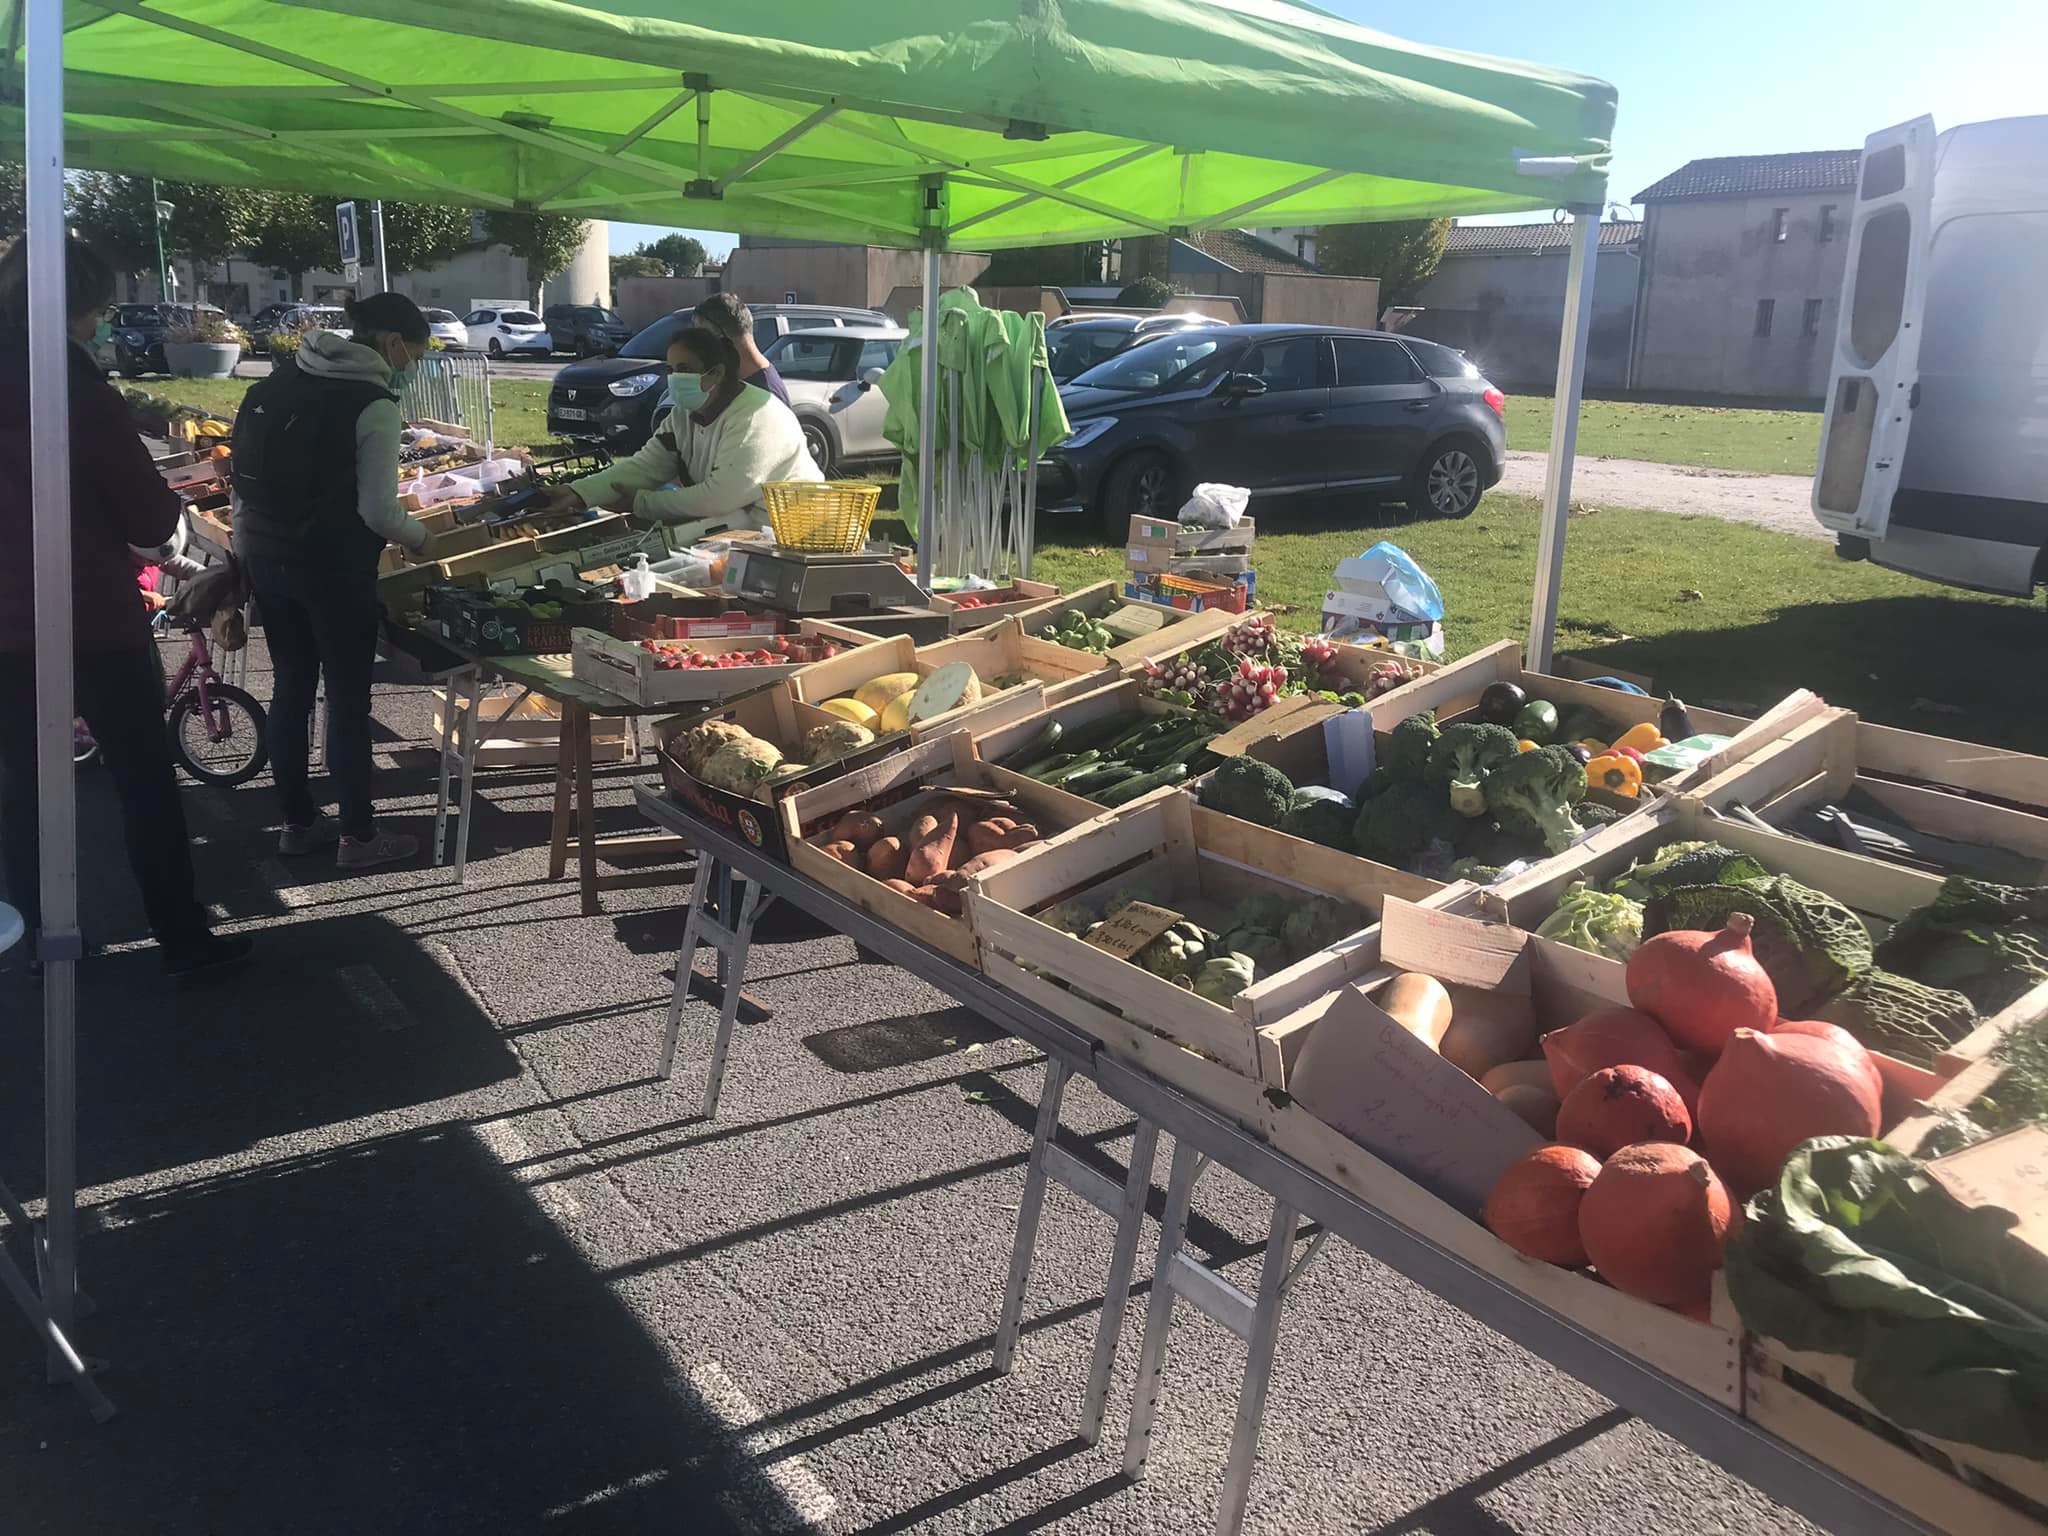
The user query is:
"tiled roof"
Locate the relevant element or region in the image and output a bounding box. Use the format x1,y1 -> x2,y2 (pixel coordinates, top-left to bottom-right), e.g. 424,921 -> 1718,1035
1178,228 -> 1318,274
1635,150 -> 1860,203
1442,220 -> 1641,256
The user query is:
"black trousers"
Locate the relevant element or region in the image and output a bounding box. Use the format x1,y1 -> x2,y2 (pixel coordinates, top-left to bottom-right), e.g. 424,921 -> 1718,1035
0,643 -> 208,946
242,552 -> 381,841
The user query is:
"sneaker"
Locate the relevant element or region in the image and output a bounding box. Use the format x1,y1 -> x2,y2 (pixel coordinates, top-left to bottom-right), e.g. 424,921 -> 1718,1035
337,830 -> 419,871
279,815 -> 342,856
162,930 -> 254,981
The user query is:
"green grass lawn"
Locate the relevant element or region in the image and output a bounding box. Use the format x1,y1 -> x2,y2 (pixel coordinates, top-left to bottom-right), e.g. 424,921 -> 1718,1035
132,376 -> 560,450
1504,396 -> 1822,476
883,493 -> 2047,755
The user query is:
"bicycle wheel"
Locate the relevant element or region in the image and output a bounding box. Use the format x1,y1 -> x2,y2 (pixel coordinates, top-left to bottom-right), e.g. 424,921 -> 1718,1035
168,683 -> 269,787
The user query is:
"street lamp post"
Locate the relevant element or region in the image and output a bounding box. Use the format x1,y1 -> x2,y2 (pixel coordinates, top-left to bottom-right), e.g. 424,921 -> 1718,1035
150,179 -> 175,301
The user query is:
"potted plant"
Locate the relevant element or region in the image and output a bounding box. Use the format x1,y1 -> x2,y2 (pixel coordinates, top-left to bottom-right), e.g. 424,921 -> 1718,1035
163,311 -> 246,380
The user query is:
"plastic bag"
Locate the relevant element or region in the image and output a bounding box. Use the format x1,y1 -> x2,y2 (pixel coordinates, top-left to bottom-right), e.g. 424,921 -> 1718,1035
1322,541 -> 1445,655
1177,483 -> 1249,529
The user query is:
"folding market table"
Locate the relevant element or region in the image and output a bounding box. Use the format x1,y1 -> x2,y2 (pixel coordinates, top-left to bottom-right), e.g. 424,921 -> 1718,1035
633,786 -> 1951,1536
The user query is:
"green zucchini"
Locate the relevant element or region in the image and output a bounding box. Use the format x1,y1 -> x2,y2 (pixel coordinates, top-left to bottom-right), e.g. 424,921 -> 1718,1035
1040,750 -> 1105,786
1061,764 -> 1140,797
1098,761 -> 1189,806
999,717 -> 1062,767
1018,751 -> 1076,779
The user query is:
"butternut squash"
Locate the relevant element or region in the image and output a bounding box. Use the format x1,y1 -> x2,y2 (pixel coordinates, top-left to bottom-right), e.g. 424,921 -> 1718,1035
1380,973 -> 1453,1050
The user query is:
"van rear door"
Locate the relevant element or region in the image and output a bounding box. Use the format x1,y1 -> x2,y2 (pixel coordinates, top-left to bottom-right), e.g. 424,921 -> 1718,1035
1813,116 -> 1936,539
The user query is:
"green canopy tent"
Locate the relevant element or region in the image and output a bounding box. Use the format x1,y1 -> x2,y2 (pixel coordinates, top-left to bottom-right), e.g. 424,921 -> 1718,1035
3,0 -> 1612,1403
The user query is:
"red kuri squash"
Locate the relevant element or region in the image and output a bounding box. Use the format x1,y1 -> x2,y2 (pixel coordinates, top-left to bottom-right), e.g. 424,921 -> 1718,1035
1578,1142 -> 1734,1308
1556,1065 -> 1693,1158
1697,1027 -> 1882,1193
1625,912 -> 1777,1056
1483,1145 -> 1602,1267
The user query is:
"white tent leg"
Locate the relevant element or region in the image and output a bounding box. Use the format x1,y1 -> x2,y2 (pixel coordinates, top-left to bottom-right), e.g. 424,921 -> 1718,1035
914,245 -> 941,590
1525,209 -> 1601,675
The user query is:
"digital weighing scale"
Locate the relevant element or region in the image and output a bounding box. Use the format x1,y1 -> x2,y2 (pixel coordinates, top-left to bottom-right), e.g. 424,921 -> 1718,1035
730,546 -> 930,616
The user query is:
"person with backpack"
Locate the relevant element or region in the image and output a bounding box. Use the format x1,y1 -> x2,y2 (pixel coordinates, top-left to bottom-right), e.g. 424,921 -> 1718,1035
231,293 -> 431,870
0,231 -> 250,977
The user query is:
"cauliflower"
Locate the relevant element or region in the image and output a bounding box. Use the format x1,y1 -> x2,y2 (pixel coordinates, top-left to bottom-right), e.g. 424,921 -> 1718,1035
674,719 -> 753,776
801,720 -> 875,764
698,737 -> 784,793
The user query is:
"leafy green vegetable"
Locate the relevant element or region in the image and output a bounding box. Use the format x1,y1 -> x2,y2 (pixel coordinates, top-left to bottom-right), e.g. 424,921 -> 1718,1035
1219,923 -> 1288,974
1133,923 -> 1210,983
1972,1016 -> 2048,1133
1426,722 -> 1520,816
1876,877 -> 2048,1015
1724,1138 -> 2048,1460
1607,840 -> 1768,903
1192,952 -> 1256,1004
1202,755 -> 1295,828
1647,876 -> 1872,1017
1382,711 -> 1440,783
1810,967 -> 1977,1066
1537,881 -> 1645,961
1227,892 -> 1293,936
1480,745 -> 1587,854
1281,896 -> 1366,961
1447,858 -> 1506,884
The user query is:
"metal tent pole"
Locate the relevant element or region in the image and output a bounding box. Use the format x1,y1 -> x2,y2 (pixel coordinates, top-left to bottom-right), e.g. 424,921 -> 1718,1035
1019,369 -> 1044,579
371,199 -> 389,292
1525,208 -> 1600,675
915,244 -> 941,591
24,0 -> 88,1393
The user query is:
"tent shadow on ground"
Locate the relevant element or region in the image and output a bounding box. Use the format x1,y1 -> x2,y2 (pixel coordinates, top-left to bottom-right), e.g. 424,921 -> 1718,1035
0,1123 -> 757,1536
1563,593 -> 2048,756
0,912 -> 518,1190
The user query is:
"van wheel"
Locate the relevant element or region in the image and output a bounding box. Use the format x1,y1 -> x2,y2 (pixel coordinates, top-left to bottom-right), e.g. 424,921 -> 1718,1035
1099,450 -> 1178,538
800,419 -> 836,478
1410,438 -> 1484,518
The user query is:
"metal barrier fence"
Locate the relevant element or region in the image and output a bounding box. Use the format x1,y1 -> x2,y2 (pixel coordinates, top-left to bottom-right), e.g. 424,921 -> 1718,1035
398,350 -> 494,454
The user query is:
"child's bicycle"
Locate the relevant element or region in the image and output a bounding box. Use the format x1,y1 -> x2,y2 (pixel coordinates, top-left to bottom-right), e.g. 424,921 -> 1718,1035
154,607 -> 268,786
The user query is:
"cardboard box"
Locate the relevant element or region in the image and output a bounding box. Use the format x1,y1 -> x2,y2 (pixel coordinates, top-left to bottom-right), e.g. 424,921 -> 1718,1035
1122,569 -> 1255,614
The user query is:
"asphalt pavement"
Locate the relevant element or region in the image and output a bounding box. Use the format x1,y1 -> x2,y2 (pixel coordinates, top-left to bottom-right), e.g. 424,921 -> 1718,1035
0,640 -> 1821,1536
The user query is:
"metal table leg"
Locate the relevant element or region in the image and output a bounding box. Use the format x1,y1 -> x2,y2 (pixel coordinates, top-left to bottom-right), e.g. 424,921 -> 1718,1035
453,682 -> 482,879
432,666 -> 476,867
659,858 -> 774,1118
0,1175 -> 113,1422
993,1062 -> 1163,1445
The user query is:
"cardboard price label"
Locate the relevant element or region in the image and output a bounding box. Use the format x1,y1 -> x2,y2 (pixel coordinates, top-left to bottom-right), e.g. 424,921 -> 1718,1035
1083,900 -> 1184,961
1927,1124 -> 2048,1258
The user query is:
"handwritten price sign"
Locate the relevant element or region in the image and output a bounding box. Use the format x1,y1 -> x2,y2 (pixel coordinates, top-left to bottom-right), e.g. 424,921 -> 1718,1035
1083,900 -> 1184,961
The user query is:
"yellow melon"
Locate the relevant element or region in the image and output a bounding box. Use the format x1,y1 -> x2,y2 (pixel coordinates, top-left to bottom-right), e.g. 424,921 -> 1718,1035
818,696 -> 879,729
852,672 -> 921,712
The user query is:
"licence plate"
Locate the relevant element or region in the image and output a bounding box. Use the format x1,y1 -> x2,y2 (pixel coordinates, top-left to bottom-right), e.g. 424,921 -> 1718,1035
554,405 -> 590,421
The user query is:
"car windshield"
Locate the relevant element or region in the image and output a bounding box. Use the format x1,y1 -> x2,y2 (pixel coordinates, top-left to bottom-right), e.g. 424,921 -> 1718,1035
500,310 -> 542,326
580,308 -> 623,324
620,313 -> 689,360
116,306 -> 160,326
1068,333 -> 1231,392
1047,325 -> 1137,380
423,309 -> 458,324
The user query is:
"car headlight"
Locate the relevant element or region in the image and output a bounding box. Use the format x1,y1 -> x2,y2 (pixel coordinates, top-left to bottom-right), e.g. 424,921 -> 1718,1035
1059,417 -> 1118,451
607,372 -> 663,397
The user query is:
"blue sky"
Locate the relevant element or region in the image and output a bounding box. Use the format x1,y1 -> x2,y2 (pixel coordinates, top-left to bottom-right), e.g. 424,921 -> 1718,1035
608,0 -> 2047,256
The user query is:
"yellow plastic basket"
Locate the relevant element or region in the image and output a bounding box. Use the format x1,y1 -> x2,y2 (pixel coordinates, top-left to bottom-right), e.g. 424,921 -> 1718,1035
762,480 -> 881,553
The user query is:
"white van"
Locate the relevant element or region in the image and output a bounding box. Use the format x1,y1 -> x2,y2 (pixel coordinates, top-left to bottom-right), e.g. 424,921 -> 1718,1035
1812,114 -> 2048,595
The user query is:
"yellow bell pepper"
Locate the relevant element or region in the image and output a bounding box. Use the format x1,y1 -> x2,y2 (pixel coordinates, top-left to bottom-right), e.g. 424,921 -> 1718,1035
1612,721 -> 1667,754
1574,737 -> 1609,757
1515,738 -> 1539,753
1585,751 -> 1643,798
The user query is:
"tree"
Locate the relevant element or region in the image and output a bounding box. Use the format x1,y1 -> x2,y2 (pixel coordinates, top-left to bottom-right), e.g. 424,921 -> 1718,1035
163,182 -> 261,272
611,252 -> 667,286
241,193 -> 335,297
378,202 -> 474,274
483,210 -> 590,296
979,242 -> 1105,288
1115,274 -> 1174,309
636,232 -> 706,276
68,172 -> 161,277
1312,217 -> 1452,308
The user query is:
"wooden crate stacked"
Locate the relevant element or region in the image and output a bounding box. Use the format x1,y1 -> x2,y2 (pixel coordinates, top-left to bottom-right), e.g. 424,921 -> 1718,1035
1122,514 -> 1257,614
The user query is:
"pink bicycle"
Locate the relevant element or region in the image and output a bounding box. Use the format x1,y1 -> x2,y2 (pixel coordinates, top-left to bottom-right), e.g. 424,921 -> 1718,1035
155,608 -> 268,786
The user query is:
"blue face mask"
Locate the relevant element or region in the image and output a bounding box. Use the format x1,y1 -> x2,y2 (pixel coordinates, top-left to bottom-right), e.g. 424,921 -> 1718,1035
667,371 -> 706,414
92,319 -> 113,346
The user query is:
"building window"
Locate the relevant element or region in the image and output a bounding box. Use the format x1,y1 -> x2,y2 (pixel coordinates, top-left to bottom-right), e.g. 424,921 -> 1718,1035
1772,208 -> 1790,243
1755,298 -> 1775,338
1819,205 -> 1839,243
1803,298 -> 1825,337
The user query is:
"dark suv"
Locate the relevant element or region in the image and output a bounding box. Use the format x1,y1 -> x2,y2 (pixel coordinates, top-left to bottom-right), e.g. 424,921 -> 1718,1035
108,303 -> 231,377
543,304 -> 633,358
1040,325 -> 1506,532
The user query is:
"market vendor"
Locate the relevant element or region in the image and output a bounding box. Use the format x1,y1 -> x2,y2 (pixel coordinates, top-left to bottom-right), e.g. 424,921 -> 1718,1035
540,325 -> 820,529
230,292 -> 433,872
692,293 -> 790,407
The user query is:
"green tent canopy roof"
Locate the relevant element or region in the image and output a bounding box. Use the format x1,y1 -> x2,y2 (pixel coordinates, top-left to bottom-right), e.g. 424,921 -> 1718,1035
5,0 -> 1615,248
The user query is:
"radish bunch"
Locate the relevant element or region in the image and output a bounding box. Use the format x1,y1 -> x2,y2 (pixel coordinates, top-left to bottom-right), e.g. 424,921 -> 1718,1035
1218,659 -> 1287,720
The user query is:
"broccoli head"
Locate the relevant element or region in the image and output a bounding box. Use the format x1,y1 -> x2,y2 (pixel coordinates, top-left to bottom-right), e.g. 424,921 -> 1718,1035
1481,745 -> 1587,854
1202,755 -> 1294,827
1356,780 -> 1465,865
1381,710 -> 1440,783
1576,801 -> 1625,829
1280,794 -> 1357,850
1447,858 -> 1507,885
1282,896 -> 1367,962
1427,722 -> 1521,816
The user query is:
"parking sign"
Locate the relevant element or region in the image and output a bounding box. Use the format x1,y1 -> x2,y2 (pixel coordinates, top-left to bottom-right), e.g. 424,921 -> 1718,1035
335,201 -> 360,266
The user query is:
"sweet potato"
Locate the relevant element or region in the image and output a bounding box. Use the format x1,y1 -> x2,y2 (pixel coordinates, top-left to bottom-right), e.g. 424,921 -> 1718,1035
952,847 -> 1024,879
882,878 -> 919,896
827,811 -> 886,850
908,884 -> 942,908
927,883 -> 966,916
904,805 -> 960,884
962,818 -> 1016,857
817,840 -> 859,864
865,836 -> 908,880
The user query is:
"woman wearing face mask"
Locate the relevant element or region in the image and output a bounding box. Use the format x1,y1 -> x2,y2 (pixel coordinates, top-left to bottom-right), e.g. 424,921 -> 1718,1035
0,231 -> 251,977
230,292 -> 432,871
542,325 -> 820,530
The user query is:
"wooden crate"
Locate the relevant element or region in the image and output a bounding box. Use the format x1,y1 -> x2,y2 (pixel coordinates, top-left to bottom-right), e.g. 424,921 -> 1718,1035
1685,707 -> 2048,869
930,579 -> 1060,630
780,731 -> 1105,966
571,622 -> 874,707
1361,640 -> 1829,793
431,689 -> 633,769
1466,797 -> 1963,1102
968,792 -> 1428,1081
1004,578 -> 1237,667
789,621 -> 1101,741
